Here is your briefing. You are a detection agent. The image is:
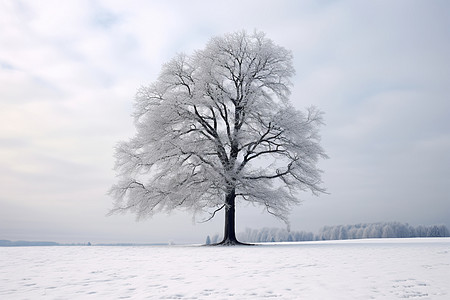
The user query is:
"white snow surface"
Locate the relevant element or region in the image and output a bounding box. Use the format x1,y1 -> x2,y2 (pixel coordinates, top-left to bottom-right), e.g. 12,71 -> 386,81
1,238 -> 449,299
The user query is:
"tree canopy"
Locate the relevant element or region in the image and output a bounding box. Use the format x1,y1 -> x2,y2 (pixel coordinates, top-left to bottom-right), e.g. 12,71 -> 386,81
109,30 -> 327,244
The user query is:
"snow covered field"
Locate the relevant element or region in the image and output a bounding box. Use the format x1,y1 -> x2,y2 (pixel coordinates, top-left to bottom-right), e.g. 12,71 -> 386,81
1,238 -> 449,299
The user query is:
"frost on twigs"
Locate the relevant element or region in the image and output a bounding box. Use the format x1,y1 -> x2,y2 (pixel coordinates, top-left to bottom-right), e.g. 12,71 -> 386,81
108,30 -> 327,244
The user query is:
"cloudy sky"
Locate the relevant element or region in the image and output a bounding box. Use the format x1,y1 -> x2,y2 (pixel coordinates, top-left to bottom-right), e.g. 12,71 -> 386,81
1,0 -> 449,244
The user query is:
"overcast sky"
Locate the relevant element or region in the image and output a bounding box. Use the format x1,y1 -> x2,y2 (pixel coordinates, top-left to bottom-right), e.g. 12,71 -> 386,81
1,0 -> 449,244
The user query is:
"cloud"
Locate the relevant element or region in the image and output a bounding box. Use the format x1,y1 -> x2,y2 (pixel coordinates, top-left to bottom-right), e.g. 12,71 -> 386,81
0,0 -> 449,243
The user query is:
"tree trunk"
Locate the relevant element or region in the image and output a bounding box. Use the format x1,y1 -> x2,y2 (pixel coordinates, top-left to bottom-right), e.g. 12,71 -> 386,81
216,187 -> 251,246
222,188 -> 238,244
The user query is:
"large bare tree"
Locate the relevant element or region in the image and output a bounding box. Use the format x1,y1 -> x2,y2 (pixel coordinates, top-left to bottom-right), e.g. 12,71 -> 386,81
109,31 -> 327,245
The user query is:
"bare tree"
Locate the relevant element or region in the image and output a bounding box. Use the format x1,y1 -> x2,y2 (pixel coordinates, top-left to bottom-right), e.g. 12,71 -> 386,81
109,30 -> 327,245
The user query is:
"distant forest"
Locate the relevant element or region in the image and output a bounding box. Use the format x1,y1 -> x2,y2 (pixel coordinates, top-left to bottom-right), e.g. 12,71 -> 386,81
206,222 -> 450,244
0,240 -> 60,247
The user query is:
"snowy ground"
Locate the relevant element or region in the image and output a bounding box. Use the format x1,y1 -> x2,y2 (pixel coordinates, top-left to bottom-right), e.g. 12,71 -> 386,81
1,238 -> 449,299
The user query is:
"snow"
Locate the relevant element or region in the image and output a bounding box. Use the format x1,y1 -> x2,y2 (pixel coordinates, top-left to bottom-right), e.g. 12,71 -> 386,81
1,238 -> 449,299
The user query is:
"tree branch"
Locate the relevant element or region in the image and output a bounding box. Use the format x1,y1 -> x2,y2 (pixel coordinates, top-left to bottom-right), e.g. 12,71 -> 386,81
198,204 -> 226,223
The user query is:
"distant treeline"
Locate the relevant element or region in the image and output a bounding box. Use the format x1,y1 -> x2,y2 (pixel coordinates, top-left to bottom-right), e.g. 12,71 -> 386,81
206,222 -> 450,244
0,240 -> 60,247
0,240 -> 171,247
